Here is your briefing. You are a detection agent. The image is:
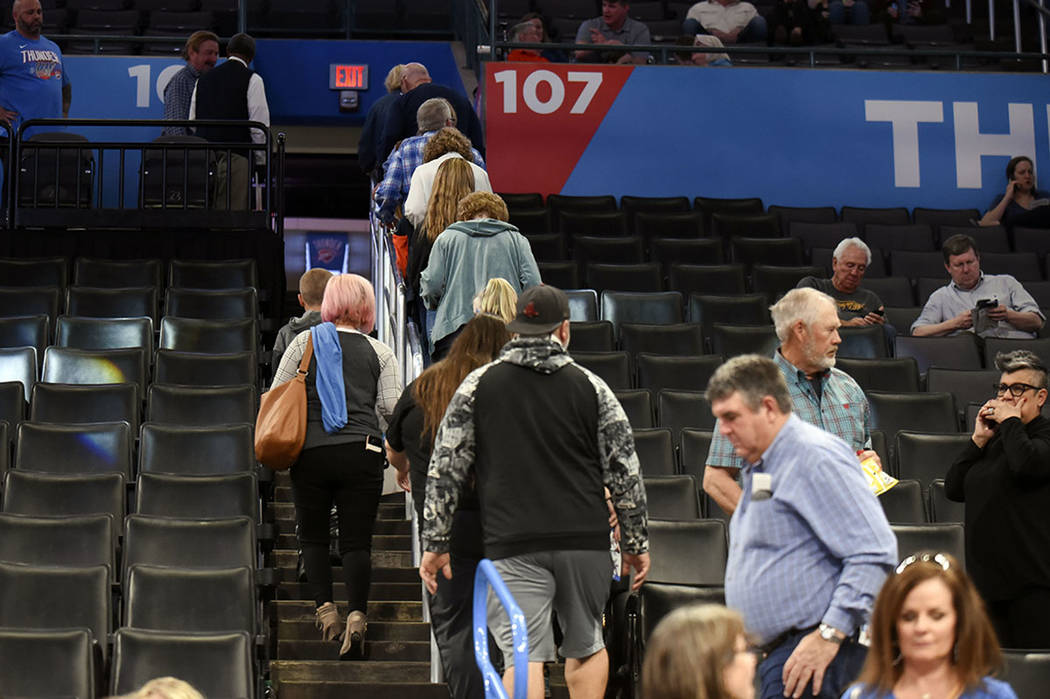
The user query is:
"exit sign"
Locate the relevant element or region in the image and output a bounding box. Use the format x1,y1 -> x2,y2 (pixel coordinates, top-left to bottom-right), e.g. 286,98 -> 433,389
329,64 -> 369,90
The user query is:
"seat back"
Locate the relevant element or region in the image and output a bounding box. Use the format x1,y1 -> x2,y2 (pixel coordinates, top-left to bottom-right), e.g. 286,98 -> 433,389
0,257 -> 67,288
74,257 -> 163,289
123,515 -> 256,579
141,135 -> 212,209
927,479 -> 964,524
658,389 -> 715,437
139,423 -> 255,476
889,251 -> 945,280
730,236 -> 803,268
689,293 -> 768,350
0,562 -> 111,658
125,564 -> 254,634
835,357 -> 920,393
864,224 -> 936,252
643,475 -> 701,519
841,205 -> 910,227
159,317 -> 257,354
750,265 -> 823,302
636,583 -> 726,648
600,291 -> 683,332
787,221 -> 856,253
867,393 -> 959,453
16,420 -> 132,478
632,428 -> 675,477
711,324 -> 779,359
980,252 -> 1042,281
169,259 -> 257,290
635,211 -> 706,240
136,472 -> 257,521
637,354 -> 720,393
42,346 -> 147,394
66,286 -> 159,324
614,389 -> 653,429
647,519 -> 727,585
712,212 -> 780,239
165,287 -> 259,320
573,235 -> 645,266
0,511 -> 114,572
560,210 -> 629,237
587,263 -> 662,293
861,277 -> 915,307
111,628 -> 253,699
147,384 -> 256,426
154,350 -> 257,387
894,334 -> 982,374
30,382 -> 139,431
570,351 -> 632,390
0,628 -> 94,699
55,315 -> 153,353
926,368 -> 999,422
983,338 -> 1050,368
895,431 -> 973,489
0,286 -> 61,327
620,323 -> 704,357
770,205 -> 838,229
565,289 -> 598,321
568,321 -> 614,352
0,314 -> 48,361
649,238 -> 723,267
1002,651 -> 1050,699
19,134 -> 94,208
892,523 -> 965,569
0,346 -> 36,402
669,264 -> 746,297
837,325 -> 888,359
2,471 -> 126,533
878,479 -> 925,523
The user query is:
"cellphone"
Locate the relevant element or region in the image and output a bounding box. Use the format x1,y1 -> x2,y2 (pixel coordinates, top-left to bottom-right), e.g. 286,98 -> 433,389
975,298 -> 998,310
872,308 -> 885,316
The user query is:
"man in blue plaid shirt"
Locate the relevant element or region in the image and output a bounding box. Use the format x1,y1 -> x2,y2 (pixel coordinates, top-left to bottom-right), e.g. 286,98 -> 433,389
704,287 -> 880,517
162,30 -> 218,136
373,97 -> 485,224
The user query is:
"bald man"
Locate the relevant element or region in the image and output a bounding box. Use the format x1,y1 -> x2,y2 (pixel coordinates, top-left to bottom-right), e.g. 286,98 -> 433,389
377,61 -> 484,167
0,0 -> 71,132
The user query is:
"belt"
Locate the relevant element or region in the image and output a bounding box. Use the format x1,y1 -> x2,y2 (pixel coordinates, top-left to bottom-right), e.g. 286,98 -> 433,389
759,625 -> 819,657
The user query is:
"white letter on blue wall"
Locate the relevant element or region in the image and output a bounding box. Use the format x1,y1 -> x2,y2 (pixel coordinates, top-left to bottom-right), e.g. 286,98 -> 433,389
864,100 -> 944,188
953,102 -> 1035,188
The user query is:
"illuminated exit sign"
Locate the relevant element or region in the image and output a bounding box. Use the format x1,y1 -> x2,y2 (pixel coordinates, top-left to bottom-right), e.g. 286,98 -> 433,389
329,64 -> 369,90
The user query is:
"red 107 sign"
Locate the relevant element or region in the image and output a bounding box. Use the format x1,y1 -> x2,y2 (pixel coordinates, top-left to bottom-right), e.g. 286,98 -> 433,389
484,63 -> 633,196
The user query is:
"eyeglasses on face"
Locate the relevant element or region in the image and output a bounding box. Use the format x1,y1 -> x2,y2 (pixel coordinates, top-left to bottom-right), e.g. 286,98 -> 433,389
993,383 -> 1042,398
895,552 -> 952,576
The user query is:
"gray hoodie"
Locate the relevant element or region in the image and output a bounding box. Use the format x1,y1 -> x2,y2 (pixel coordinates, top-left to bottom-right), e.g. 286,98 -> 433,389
271,309 -> 323,368
419,218 -> 541,349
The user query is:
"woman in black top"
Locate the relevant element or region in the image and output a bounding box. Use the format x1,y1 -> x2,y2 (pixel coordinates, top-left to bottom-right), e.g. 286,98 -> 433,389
385,314 -> 511,699
945,349 -> 1050,648
979,155 -> 1050,230
272,274 -> 402,659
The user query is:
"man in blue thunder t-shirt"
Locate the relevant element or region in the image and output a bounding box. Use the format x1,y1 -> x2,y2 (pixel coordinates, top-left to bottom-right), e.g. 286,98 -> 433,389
0,0 -> 71,134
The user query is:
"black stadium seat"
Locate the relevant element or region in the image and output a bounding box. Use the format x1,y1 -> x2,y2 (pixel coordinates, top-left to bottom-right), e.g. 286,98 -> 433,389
644,475 -> 701,519
568,321 -> 614,352
836,357 -> 920,393
0,257 -> 68,288
154,350 -> 257,388
614,389 -> 654,429
55,316 -> 153,353
0,628 -> 95,699
0,314 -> 48,361
571,351 -> 632,390
878,479 -> 926,523
619,323 -> 704,357
601,291 -> 683,331
165,287 -> 259,320
66,286 -> 159,324
159,317 -> 257,354
122,515 -> 256,579
670,264 -> 746,297
633,428 -> 676,477
0,346 -> 37,402
0,512 -> 115,574
111,628 -> 254,699
136,473 -> 258,521
892,523 -> 965,569
658,389 -> 715,436
169,258 -> 258,290
125,564 -> 255,635
637,354 -> 721,393
711,324 -> 779,359
138,423 -> 255,476
74,257 -> 163,289
16,420 -> 132,478
147,384 -> 256,427
31,382 -> 140,431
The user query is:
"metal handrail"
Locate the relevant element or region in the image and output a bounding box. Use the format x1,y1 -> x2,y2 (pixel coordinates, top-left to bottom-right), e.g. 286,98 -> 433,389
473,559 -> 529,699
13,117 -> 274,222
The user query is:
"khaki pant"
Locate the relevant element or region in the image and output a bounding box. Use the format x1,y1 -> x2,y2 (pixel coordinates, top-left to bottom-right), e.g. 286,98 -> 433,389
213,152 -> 250,210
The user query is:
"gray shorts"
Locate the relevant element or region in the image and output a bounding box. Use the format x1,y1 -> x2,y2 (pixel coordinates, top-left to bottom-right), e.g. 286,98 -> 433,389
487,549 -> 611,665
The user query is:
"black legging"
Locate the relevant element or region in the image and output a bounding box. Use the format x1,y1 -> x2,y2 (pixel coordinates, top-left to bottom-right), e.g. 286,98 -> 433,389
291,442 -> 384,611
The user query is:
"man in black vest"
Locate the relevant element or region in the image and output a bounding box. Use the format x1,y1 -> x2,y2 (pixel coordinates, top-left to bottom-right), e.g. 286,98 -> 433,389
190,32 -> 270,210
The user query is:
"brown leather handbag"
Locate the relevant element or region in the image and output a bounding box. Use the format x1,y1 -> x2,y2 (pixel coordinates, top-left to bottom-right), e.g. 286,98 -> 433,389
255,335 -> 314,471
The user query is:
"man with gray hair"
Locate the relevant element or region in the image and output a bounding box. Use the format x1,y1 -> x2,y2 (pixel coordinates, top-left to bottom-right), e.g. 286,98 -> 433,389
373,97 -> 485,224
710,354 -> 895,699
378,61 -> 484,165
703,287 -> 877,517
420,284 -> 649,699
797,237 -> 885,327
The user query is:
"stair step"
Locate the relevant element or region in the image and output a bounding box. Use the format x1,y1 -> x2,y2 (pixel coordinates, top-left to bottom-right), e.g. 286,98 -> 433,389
273,681 -> 450,699
274,562 -> 420,584
271,660 -> 433,683
278,581 -> 421,602
275,534 -> 414,555
274,600 -> 424,622
277,639 -> 431,661
273,551 -> 418,575
277,619 -> 429,642
273,515 -> 411,536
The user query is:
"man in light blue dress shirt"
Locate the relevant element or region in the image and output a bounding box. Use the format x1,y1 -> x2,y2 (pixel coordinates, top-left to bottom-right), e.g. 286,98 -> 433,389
912,233 -> 1043,339
707,354 -> 897,699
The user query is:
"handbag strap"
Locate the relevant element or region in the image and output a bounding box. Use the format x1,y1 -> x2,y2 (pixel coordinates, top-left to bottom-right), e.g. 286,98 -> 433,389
296,333 -> 314,378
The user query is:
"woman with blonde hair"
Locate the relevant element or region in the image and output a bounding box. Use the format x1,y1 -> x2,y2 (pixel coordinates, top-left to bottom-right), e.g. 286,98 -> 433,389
842,552 -> 1016,699
473,277 -> 518,323
642,603 -> 757,699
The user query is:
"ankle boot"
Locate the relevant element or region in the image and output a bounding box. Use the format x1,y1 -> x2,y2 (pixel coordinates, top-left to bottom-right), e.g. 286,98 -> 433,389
340,610 -> 367,659
315,602 -> 344,642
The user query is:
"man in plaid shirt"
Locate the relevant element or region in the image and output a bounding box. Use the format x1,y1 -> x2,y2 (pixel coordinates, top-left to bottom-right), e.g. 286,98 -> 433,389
162,30 -> 218,136
373,97 -> 484,224
703,287 -> 880,516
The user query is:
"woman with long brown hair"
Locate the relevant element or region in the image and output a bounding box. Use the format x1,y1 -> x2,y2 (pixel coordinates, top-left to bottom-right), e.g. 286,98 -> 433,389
842,552 -> 1016,699
385,313 -> 512,699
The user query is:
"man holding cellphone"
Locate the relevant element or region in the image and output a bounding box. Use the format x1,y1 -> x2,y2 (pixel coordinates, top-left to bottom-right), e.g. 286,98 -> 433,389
912,233 -> 1043,339
798,237 -> 886,326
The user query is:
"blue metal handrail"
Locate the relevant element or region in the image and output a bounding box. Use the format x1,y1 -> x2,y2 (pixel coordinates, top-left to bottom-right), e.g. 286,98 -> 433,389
473,559 -> 529,699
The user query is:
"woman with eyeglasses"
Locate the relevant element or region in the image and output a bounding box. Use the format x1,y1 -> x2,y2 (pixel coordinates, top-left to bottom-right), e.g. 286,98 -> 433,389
945,349 -> 1050,649
642,603 -> 757,699
843,552 -> 1015,699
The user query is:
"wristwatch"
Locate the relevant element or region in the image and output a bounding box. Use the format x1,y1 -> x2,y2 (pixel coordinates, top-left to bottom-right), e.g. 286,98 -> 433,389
818,623 -> 846,644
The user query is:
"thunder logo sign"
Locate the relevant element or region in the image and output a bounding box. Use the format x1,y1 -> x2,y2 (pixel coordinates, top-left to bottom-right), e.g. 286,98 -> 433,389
21,49 -> 61,80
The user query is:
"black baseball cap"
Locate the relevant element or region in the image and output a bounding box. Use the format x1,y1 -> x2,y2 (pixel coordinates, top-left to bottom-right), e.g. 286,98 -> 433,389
506,285 -> 570,335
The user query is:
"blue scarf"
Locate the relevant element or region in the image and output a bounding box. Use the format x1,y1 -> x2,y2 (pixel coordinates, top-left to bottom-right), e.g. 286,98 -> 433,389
310,322 -> 347,433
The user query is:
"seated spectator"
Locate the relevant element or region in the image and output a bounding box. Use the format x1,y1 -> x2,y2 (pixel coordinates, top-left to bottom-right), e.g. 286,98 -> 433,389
403,127 -> 491,229
912,233 -> 1043,339
877,0 -> 945,28
683,0 -> 768,44
823,0 -> 870,26
518,13 -> 568,62
673,34 -> 733,65
980,156 -> 1050,230
507,19 -> 550,62
843,552 -> 1016,699
768,0 -> 827,44
373,98 -> 484,225
473,277 -> 518,323
420,192 -> 541,360
271,268 -> 333,368
574,0 -> 653,64
641,604 -> 757,699
797,237 -> 886,326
